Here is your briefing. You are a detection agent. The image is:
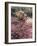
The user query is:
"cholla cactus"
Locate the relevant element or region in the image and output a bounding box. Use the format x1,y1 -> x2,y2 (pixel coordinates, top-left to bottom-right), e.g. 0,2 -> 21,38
16,11 -> 24,20
11,8 -> 32,39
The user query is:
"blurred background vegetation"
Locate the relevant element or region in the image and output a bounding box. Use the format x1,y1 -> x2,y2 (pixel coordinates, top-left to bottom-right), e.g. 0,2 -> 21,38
11,7 -> 32,18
